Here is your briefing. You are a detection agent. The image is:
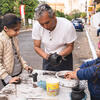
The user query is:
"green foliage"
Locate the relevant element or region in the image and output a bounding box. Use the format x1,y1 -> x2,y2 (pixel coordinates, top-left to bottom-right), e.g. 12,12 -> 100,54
65,15 -> 73,21
96,7 -> 100,12
70,9 -> 81,19
0,0 -> 39,26
0,0 -> 15,15
55,10 -> 84,21
55,10 -> 65,17
72,13 -> 81,19
80,12 -> 87,18
0,0 -> 39,18
14,0 -> 20,17
55,10 -> 73,21
21,0 -> 39,19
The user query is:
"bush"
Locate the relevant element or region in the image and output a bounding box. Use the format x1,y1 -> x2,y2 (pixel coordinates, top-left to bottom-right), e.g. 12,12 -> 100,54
80,12 -> 87,18
65,15 -> 73,21
55,10 -> 65,17
55,10 -> 86,21
96,7 -> 100,12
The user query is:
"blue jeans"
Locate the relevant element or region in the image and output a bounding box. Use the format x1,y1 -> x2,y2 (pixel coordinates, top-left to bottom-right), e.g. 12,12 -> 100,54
97,28 -> 100,36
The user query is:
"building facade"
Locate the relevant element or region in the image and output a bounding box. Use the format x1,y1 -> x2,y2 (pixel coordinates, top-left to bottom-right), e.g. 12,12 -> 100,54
39,0 -> 86,14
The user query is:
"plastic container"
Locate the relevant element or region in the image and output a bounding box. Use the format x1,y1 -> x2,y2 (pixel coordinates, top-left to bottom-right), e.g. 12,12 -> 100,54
46,78 -> 59,96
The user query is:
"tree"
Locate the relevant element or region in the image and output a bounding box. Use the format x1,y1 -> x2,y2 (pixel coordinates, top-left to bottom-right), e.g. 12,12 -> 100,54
14,0 -> 20,17
96,7 -> 100,12
70,9 -> 81,19
17,0 -> 39,25
0,0 -> 39,26
0,0 -> 15,15
55,10 -> 65,17
81,12 -> 87,18
20,0 -> 39,20
0,0 -> 39,19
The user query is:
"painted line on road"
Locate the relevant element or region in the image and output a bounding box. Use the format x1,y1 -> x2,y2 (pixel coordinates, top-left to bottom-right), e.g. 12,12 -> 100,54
86,30 -> 97,59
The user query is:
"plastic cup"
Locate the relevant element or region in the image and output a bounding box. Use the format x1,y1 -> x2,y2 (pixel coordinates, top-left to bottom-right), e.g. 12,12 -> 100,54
46,78 -> 59,96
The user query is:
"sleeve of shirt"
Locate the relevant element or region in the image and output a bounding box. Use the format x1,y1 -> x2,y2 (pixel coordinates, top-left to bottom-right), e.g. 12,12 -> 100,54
0,40 -> 9,79
64,21 -> 77,44
79,58 -> 98,69
32,20 -> 41,40
77,64 -> 98,80
4,75 -> 12,84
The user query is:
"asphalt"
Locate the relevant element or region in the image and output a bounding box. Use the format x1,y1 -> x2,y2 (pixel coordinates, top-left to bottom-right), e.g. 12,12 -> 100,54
21,25 -> 98,60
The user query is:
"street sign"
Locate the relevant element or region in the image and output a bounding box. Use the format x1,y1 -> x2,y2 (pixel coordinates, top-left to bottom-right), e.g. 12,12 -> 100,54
88,6 -> 94,12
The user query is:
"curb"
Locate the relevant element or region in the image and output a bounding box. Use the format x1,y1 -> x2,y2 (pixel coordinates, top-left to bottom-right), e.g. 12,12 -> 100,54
86,30 -> 97,59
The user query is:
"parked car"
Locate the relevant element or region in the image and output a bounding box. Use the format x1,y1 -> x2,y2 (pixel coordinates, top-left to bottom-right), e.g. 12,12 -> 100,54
72,18 -> 84,31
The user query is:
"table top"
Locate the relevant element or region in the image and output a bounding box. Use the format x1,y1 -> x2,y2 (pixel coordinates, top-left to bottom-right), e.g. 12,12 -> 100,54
0,70 -> 90,100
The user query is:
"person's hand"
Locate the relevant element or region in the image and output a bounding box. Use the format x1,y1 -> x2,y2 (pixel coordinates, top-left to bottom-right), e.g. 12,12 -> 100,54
64,71 -> 77,80
25,66 -> 33,73
45,54 -> 50,60
48,52 -> 62,66
9,76 -> 20,84
96,49 -> 100,58
74,68 -> 80,72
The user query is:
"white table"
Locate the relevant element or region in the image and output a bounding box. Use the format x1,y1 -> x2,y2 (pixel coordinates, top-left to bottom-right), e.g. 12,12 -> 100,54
0,70 -> 90,100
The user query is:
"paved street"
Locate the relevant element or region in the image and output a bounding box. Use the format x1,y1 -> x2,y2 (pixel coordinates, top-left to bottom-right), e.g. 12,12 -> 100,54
18,31 -> 43,69
73,29 -> 92,69
18,29 -> 92,70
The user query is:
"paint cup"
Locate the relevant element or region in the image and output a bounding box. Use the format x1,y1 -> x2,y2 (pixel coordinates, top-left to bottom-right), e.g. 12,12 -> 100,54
46,78 -> 59,96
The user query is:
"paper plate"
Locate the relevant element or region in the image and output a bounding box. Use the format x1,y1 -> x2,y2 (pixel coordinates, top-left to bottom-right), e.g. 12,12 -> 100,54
56,71 -> 78,88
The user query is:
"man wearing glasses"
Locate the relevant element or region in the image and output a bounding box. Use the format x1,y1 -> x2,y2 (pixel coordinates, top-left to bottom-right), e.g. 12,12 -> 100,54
32,3 -> 77,71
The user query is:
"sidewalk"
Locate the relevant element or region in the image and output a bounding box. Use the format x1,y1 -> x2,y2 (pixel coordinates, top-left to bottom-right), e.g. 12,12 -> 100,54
85,25 -> 99,59
86,25 -> 98,48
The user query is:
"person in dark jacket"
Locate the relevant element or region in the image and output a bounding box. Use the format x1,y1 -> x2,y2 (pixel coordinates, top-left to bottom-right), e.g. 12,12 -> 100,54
65,49 -> 100,100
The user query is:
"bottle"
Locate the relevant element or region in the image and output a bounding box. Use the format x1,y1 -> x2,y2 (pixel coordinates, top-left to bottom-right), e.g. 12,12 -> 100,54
32,73 -> 38,82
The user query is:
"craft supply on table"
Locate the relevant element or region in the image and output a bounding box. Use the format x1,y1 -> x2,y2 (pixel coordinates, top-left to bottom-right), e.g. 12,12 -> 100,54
46,78 -> 59,96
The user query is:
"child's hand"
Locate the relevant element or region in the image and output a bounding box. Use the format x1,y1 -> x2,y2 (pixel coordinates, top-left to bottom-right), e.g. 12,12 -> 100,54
74,68 -> 80,72
25,66 -> 33,73
64,71 -> 78,80
9,77 -> 20,84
